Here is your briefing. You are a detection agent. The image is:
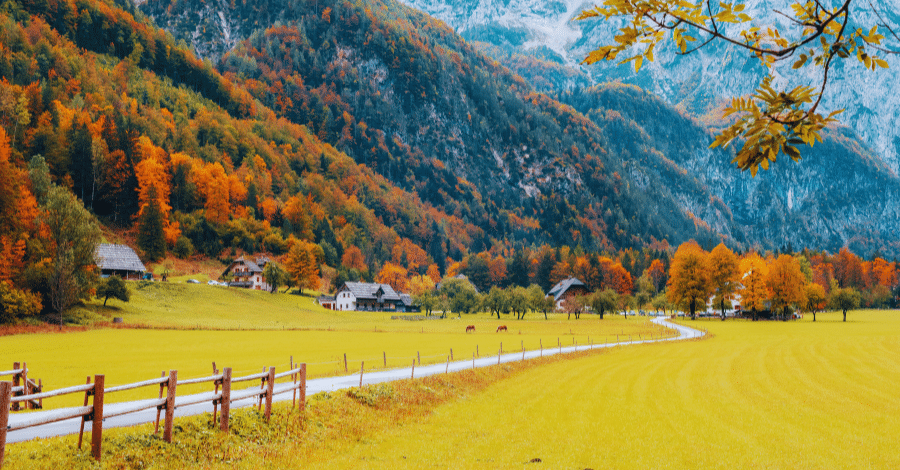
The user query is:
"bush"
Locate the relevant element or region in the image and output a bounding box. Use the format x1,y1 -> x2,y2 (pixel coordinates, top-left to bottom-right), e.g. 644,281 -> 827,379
173,236 -> 195,259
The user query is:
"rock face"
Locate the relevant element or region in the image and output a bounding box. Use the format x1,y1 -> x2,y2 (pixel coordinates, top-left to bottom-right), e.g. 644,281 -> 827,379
403,0 -> 900,176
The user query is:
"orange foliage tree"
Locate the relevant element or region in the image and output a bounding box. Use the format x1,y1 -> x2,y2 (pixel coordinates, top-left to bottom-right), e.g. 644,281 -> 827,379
285,239 -> 320,294
707,243 -> 740,320
376,262 -> 410,293
667,242 -> 710,320
766,254 -> 807,321
738,253 -> 769,321
341,245 -> 367,272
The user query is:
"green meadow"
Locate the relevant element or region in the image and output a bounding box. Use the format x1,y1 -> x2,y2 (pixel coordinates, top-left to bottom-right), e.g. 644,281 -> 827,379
2,281 -> 665,408
315,310 -> 900,469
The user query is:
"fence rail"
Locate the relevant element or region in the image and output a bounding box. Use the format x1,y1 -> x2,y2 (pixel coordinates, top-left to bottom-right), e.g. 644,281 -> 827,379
0,361 -> 307,468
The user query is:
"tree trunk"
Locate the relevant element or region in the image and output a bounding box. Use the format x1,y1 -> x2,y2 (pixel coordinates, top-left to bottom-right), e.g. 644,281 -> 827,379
599,310 -> 604,320
843,309 -> 847,322
752,309 -> 757,322
813,311 -> 816,322
103,296 -> 108,307
690,299 -> 696,320
784,306 -> 789,321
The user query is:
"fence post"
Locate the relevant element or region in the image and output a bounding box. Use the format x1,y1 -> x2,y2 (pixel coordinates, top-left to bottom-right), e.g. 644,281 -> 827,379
445,356 -> 449,374
220,368 -> 232,432
155,371 -> 166,433
21,363 -> 28,410
343,353 -> 348,373
417,351 -> 421,366
450,348 -> 453,361
78,376 -> 91,449
265,367 -> 275,421
411,360 -> 415,379
498,349 -> 501,365
0,381 -> 10,468
298,363 -> 307,413
212,363 -> 220,422
359,362 -> 364,389
91,374 -> 105,462
383,351 -> 387,369
163,370 -> 177,442
11,363 -> 19,412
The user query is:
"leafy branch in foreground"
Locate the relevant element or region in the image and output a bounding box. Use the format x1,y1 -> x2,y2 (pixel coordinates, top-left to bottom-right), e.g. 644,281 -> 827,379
576,0 -> 897,175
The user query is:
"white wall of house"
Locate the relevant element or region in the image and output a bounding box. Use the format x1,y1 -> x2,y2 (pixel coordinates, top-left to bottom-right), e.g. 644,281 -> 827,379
336,291 -> 357,311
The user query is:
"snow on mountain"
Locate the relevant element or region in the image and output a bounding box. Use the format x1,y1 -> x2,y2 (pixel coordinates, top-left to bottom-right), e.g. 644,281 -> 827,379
403,0 -> 900,175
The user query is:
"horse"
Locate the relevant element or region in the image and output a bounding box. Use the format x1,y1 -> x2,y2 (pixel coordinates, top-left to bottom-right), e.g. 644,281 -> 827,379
465,325 -> 476,333
496,325 -> 507,333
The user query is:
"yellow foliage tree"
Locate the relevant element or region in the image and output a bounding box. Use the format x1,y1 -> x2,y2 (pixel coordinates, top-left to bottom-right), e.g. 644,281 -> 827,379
667,241 -> 711,320
766,254 -> 807,321
285,239 -> 320,294
738,253 -> 769,321
376,262 -> 410,293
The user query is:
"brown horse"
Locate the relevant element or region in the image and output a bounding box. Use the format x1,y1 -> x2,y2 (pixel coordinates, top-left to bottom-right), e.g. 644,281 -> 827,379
465,325 -> 476,333
496,325 -> 507,333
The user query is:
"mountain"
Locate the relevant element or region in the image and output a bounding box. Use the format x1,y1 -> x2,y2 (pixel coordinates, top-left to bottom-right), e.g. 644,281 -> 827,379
142,0 -> 735,253
559,84 -> 900,257
403,0 -> 900,177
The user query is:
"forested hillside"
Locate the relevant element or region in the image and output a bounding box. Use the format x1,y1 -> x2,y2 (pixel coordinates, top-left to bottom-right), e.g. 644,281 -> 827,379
0,0 -> 490,318
144,0 -> 730,253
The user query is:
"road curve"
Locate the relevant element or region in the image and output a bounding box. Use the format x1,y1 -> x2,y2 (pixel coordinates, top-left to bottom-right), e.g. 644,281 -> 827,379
6,317 -> 703,443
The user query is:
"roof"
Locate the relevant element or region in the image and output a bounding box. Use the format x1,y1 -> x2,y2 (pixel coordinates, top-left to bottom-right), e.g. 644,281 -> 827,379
95,244 -> 146,273
400,293 -> 415,306
547,277 -> 588,301
224,256 -> 263,275
338,282 -> 402,301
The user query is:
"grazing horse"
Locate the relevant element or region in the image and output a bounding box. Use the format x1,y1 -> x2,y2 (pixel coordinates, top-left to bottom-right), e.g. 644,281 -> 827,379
465,325 -> 476,333
496,325 -> 507,333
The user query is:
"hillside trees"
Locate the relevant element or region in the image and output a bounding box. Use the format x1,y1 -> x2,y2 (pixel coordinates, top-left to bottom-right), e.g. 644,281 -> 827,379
45,184 -> 101,313
576,1 -> 899,175
285,239 -> 320,294
590,288 -> 618,320
96,275 -> 130,306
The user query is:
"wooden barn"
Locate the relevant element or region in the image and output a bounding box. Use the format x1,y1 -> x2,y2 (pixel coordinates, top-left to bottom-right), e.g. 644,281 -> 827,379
94,244 -> 147,280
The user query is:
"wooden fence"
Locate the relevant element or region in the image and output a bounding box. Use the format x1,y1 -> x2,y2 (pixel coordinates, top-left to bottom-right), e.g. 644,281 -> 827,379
0,364 -> 42,412
0,361 -> 307,467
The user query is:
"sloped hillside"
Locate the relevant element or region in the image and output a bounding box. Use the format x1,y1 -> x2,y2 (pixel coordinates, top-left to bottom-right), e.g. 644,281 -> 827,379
143,0 -> 731,252
0,0 -> 485,275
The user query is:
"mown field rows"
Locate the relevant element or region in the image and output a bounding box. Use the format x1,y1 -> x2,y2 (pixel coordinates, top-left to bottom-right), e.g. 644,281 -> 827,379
311,311 -> 900,469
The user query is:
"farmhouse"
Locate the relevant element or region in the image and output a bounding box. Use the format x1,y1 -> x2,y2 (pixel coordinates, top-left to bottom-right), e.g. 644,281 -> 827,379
94,243 -> 146,280
335,281 -> 411,311
547,277 -> 590,310
223,256 -> 271,291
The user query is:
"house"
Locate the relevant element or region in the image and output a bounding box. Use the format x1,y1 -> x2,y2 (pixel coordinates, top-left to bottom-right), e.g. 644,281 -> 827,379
223,256 -> 271,291
335,282 -> 404,311
94,244 -> 146,280
547,277 -> 591,310
399,293 -> 420,313
317,295 -> 337,310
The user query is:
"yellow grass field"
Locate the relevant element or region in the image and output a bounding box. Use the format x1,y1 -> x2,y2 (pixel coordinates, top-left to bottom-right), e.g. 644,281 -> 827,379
310,310 -> 900,469
1,282 -> 665,408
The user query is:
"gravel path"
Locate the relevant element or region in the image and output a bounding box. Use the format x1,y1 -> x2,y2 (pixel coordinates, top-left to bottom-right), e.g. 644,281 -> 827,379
6,317 -> 703,443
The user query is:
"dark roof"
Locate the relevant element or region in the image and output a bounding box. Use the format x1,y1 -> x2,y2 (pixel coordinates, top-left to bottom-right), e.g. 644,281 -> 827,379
224,256 -> 262,275
339,282 -> 402,301
547,277 -> 588,300
317,295 -> 336,303
95,244 -> 146,273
